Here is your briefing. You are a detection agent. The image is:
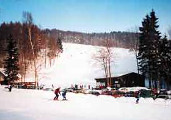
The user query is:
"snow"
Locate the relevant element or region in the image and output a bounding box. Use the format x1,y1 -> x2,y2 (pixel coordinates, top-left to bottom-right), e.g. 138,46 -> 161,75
0,86 -> 171,120
26,43 -> 138,88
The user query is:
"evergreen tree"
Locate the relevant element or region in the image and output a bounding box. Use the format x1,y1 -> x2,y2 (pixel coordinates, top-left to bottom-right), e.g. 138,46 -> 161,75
138,14 -> 152,87
138,10 -> 161,89
3,34 -> 19,85
148,10 -> 161,89
168,40 -> 171,89
159,35 -> 171,89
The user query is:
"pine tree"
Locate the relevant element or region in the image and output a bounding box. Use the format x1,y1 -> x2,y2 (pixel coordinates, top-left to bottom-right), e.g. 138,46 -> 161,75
159,35 -> 171,89
148,10 -> 161,89
138,14 -> 152,87
138,10 -> 161,89
3,34 -> 19,85
168,40 -> 171,89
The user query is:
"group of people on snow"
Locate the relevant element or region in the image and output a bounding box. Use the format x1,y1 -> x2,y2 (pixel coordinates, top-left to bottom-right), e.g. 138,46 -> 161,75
5,83 -> 142,103
54,87 -> 67,100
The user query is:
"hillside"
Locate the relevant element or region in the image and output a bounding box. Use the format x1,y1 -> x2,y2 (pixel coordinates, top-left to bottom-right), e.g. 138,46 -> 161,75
44,29 -> 138,48
26,43 -> 138,88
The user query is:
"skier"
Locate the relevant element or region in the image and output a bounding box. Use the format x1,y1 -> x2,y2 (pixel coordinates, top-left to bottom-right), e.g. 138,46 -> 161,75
62,89 -> 67,100
8,84 -> 13,92
54,87 -> 60,100
136,91 -> 141,104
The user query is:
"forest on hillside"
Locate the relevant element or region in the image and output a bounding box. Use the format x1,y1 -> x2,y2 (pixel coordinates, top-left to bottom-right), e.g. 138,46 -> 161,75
45,29 -> 139,49
0,17 -> 141,75
0,13 -> 63,83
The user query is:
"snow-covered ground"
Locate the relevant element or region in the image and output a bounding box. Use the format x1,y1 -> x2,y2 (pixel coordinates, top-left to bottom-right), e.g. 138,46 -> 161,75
26,43 -> 138,88
0,86 -> 171,120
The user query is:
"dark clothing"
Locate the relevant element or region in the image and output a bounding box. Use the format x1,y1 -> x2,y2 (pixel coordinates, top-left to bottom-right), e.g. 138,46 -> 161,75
55,88 -> 60,94
54,94 -> 59,100
54,88 -> 60,100
136,98 -> 139,104
9,85 -> 12,92
136,91 -> 141,104
62,90 -> 67,100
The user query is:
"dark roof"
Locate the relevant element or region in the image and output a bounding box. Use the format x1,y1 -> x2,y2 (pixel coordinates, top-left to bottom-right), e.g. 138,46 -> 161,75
95,72 -> 142,80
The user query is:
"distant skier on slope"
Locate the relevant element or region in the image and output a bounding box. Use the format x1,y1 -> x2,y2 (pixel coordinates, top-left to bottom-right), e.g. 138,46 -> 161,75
54,87 -> 60,100
8,84 -> 13,92
136,91 -> 141,104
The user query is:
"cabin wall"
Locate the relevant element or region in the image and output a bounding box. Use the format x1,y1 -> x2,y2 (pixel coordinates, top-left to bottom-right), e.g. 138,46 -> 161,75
95,73 -> 145,89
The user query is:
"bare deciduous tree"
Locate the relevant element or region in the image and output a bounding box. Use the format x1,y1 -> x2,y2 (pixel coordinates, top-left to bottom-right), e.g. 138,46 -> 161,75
94,38 -> 115,87
23,11 -> 38,88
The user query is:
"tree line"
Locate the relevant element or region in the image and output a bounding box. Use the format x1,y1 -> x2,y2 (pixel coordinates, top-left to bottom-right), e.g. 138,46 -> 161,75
0,12 -> 63,85
45,29 -> 138,49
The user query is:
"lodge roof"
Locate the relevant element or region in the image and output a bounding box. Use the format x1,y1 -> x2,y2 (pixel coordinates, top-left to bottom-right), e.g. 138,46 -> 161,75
95,72 -> 142,80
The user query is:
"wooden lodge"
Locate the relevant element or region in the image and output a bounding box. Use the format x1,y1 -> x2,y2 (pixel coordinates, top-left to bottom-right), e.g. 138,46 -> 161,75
13,82 -> 37,89
95,72 -> 145,89
0,69 -> 36,89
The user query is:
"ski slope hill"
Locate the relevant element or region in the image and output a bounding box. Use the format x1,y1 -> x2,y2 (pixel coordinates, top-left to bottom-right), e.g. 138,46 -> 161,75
27,43 -> 138,88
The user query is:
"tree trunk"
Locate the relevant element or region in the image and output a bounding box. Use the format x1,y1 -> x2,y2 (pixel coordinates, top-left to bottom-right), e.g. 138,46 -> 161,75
28,27 -> 38,88
45,48 -> 47,68
108,58 -> 112,87
149,75 -> 152,89
103,58 -> 108,87
136,52 -> 139,74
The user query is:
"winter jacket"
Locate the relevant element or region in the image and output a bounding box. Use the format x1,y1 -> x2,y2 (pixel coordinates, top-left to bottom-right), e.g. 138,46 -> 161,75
55,88 -> 60,94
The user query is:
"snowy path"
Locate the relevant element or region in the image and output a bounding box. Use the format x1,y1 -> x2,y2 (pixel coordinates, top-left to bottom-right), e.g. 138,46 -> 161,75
0,86 -> 171,120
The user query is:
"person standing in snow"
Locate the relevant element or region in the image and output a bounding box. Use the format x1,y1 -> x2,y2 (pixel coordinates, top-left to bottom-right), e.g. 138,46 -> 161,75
54,87 -> 60,100
136,91 -> 141,104
62,89 -> 67,100
8,84 -> 13,92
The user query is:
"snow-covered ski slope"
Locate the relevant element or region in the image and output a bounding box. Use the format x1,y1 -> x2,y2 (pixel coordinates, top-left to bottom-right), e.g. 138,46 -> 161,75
0,86 -> 171,120
27,43 -> 137,88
